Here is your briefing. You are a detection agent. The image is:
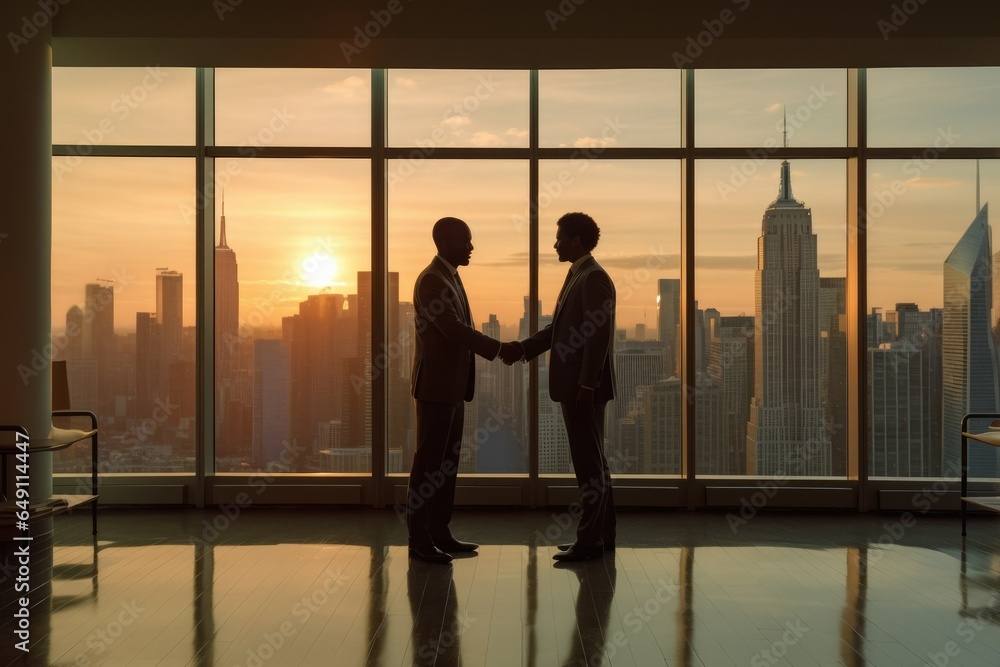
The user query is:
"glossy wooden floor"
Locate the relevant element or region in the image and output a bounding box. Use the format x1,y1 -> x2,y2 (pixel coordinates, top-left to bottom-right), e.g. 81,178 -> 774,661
3,507 -> 1000,666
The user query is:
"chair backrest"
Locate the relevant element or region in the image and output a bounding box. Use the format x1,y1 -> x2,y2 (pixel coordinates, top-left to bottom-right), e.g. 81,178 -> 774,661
52,360 -> 71,411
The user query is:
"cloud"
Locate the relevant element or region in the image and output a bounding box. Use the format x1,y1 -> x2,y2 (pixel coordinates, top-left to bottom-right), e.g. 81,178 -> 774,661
903,177 -> 961,189
763,102 -> 782,113
598,253 -> 679,271
323,75 -> 366,95
878,241 -> 950,250
469,131 -> 506,147
476,251 -> 529,268
441,115 -> 472,131
573,136 -> 620,149
396,77 -> 417,88
869,259 -> 943,273
505,127 -> 528,139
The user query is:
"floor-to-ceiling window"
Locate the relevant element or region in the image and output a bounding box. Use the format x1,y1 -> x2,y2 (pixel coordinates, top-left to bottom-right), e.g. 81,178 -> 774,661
538,70 -> 683,479
866,67 -> 1000,485
51,67 -> 197,481
694,70 -> 849,480
50,65 -> 1000,509
385,70 -> 531,479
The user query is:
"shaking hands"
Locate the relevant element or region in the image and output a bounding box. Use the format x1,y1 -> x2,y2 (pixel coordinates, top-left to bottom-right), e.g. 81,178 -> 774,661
498,341 -> 524,366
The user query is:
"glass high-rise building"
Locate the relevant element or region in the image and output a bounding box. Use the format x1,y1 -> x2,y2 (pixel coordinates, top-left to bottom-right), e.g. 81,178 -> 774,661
942,203 -> 1000,477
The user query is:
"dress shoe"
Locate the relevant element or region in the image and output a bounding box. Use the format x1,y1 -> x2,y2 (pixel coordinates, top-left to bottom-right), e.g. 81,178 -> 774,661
408,545 -> 453,564
435,538 -> 479,553
558,540 -> 615,552
552,544 -> 604,562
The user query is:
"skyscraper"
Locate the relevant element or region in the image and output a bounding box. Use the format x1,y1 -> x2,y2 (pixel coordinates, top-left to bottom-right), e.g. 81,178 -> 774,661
869,343 -> 928,476
942,203 -> 1000,477
821,277 -> 848,475
643,378 -> 682,474
694,370 -> 723,474
521,300 -> 569,474
993,248 -> 1000,341
156,269 -> 184,365
703,308 -> 720,365
215,201 -> 241,454
613,341 -> 667,424
253,338 -> 290,467
467,314 -> 523,473
135,311 -> 159,419
215,202 -> 240,369
694,304 -> 706,374
894,302 -> 919,342
610,341 -> 667,471
869,306 -> 944,476
288,293 -> 351,463
83,282 -> 116,422
819,277 -> 847,337
707,316 -> 753,474
746,160 -> 830,475
392,301 -> 417,472
356,271 -> 400,461
867,308 -> 893,349
657,278 -> 681,377
65,305 -> 84,361
83,283 -> 115,362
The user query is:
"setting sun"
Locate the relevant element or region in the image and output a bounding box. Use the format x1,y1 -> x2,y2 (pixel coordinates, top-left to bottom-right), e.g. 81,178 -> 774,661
300,251 -> 338,288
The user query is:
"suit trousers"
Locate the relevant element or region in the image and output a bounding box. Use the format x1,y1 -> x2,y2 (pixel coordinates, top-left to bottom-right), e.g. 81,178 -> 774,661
407,400 -> 465,548
560,399 -> 616,547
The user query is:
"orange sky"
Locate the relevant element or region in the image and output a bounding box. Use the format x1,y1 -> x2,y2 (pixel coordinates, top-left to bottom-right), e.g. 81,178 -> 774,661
50,68 -> 1000,335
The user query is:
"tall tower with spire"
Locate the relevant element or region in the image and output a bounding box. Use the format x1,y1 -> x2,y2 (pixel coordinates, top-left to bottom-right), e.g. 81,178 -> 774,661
215,196 -> 241,453
215,196 -> 240,358
746,160 -> 831,475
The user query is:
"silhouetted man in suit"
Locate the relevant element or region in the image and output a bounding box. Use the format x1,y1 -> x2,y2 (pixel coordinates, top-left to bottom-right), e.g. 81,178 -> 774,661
407,216 -> 518,564
502,212 -> 617,562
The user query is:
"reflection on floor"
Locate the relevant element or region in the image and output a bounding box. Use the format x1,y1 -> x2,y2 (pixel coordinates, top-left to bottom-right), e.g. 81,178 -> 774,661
2,508 -> 1000,666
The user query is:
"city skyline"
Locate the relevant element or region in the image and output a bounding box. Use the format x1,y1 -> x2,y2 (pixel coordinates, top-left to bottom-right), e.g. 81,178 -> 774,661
51,157 -> 1000,480
46,66 -> 1000,480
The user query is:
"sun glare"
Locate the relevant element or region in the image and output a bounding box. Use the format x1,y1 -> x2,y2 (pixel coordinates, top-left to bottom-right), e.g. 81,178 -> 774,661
301,252 -> 338,288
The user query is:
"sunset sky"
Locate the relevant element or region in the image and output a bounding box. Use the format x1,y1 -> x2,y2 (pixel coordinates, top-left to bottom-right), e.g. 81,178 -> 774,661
51,67 -> 1000,335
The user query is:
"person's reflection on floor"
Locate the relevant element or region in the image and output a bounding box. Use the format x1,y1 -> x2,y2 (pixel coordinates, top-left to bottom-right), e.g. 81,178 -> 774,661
407,560 -> 462,665
557,557 -> 616,667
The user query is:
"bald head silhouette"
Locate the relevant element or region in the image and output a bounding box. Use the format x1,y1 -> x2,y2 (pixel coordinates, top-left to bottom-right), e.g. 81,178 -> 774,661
433,217 -> 474,267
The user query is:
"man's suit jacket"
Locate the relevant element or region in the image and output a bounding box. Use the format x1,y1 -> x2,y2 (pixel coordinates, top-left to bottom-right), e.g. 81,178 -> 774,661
520,256 -> 617,404
411,256 -> 502,404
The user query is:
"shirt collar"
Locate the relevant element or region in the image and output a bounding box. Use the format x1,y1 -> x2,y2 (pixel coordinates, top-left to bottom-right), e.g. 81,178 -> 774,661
436,254 -> 459,277
568,253 -> 592,275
